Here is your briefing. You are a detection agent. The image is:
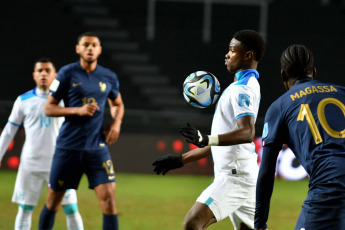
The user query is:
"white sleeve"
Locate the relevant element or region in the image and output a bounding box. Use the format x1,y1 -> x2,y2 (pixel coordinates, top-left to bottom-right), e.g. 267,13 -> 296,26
230,86 -> 257,120
0,122 -> 19,161
0,98 -> 23,161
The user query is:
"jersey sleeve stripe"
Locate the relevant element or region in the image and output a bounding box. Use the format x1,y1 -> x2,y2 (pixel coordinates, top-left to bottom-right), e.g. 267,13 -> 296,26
8,120 -> 21,127
235,113 -> 255,120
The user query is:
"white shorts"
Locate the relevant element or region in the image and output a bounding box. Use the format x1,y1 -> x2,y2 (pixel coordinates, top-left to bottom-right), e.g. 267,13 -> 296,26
12,169 -> 78,206
196,174 -> 256,230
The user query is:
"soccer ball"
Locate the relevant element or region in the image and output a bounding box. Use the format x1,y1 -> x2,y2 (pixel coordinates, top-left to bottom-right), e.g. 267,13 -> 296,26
183,71 -> 221,109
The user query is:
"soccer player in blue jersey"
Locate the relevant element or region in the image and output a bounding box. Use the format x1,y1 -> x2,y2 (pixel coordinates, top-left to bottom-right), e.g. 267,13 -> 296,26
153,30 -> 265,230
0,58 -> 84,230
255,44 -> 345,230
38,32 -> 124,230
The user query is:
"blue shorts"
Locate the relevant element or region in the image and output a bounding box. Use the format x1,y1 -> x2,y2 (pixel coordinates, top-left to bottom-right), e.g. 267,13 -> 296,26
295,193 -> 345,230
50,147 -> 116,191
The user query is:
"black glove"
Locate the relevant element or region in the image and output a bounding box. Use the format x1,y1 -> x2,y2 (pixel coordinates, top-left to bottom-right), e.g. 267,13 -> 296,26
152,154 -> 183,175
179,123 -> 209,147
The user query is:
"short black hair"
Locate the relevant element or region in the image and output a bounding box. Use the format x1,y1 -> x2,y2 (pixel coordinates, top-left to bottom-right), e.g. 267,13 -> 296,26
280,44 -> 314,78
77,31 -> 101,44
233,30 -> 265,61
33,57 -> 56,71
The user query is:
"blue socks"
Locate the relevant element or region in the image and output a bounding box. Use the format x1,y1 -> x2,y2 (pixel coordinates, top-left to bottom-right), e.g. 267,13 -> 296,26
103,213 -> 119,230
39,205 -> 57,230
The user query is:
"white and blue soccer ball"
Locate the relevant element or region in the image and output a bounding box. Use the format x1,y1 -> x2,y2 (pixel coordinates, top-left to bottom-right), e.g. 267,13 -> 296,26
183,71 -> 221,109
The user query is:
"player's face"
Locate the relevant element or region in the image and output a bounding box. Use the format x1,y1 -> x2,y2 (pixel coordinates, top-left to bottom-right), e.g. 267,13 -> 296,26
225,38 -> 248,73
76,36 -> 102,63
32,62 -> 57,91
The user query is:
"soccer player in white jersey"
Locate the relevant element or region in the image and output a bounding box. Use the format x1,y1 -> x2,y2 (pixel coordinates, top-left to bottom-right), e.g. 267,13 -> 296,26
153,30 -> 265,230
0,58 -> 84,230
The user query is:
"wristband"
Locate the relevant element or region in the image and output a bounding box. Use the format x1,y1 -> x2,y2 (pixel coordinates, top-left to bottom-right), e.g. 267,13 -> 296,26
207,135 -> 219,146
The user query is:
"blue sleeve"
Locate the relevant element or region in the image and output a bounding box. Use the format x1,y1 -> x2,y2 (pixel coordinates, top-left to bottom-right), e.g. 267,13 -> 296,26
51,68 -> 69,101
108,72 -> 119,100
255,143 -> 281,229
262,100 -> 287,146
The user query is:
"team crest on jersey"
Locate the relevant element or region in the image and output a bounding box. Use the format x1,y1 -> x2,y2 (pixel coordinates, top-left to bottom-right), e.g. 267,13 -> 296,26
239,94 -> 250,107
99,82 -> 106,92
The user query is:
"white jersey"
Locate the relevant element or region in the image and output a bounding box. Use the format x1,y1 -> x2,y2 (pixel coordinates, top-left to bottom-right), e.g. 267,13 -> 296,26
211,69 -> 260,178
0,88 -> 64,171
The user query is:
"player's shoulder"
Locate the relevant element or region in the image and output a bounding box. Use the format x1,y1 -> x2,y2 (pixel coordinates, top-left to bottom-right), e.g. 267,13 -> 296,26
232,77 -> 259,95
97,64 -> 118,79
59,61 -> 79,74
19,88 -> 36,101
266,93 -> 286,116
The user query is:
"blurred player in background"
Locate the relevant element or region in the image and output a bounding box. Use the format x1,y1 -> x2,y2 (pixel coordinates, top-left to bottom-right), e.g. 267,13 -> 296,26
153,30 -> 265,230
0,58 -> 84,230
255,45 -> 345,230
38,32 -> 124,230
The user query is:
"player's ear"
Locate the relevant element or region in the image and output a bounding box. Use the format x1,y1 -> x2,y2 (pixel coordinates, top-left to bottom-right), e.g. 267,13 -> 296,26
281,70 -> 290,90
245,50 -> 254,60
312,67 -> 317,80
281,70 -> 287,82
76,44 -> 80,54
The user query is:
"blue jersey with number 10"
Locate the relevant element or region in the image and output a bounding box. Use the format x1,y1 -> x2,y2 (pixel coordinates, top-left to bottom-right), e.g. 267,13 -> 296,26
262,78 -> 345,193
50,61 -> 119,151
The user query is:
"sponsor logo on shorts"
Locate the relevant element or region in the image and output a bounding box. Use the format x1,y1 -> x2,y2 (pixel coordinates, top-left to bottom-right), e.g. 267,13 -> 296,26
108,175 -> 115,180
58,180 -> 64,187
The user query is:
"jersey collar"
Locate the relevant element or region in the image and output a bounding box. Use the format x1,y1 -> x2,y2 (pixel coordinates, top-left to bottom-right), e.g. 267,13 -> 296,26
34,87 -> 50,97
293,77 -> 314,86
234,69 -> 259,85
235,69 -> 259,82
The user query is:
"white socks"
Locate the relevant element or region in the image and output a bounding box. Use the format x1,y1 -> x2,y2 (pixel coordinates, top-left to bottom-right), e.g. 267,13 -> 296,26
15,205 -> 33,230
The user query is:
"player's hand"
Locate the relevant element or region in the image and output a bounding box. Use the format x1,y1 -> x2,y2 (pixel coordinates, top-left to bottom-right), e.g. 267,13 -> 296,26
104,123 -> 120,144
78,103 -> 100,116
180,123 -> 209,147
152,154 -> 183,175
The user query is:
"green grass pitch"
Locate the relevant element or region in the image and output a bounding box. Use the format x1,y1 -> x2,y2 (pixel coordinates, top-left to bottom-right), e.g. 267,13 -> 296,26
0,170 -> 308,229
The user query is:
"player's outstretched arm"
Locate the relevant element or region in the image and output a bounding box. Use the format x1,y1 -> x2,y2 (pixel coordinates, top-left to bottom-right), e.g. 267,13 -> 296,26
254,143 -> 281,230
105,93 -> 124,144
0,122 -> 20,167
152,146 -> 212,175
45,95 -> 99,117
0,98 -> 23,167
180,116 -> 255,147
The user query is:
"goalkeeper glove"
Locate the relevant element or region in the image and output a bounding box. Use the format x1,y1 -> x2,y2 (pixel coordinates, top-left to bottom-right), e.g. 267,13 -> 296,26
152,154 -> 183,175
179,123 -> 209,147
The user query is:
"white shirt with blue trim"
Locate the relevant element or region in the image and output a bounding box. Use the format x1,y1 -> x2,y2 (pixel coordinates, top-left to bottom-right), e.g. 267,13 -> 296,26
211,69 -> 260,177
0,88 -> 64,171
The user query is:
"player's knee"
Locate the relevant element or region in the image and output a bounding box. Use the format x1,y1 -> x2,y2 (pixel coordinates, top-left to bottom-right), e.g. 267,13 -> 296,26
19,204 -> 34,211
62,203 -> 79,215
239,222 -> 253,230
183,215 -> 202,230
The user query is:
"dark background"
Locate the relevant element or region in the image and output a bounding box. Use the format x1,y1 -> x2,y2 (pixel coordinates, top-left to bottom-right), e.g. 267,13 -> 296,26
0,0 -> 344,173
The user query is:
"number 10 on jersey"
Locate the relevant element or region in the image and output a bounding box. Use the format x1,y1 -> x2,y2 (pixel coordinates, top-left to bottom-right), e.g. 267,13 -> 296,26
297,98 -> 345,144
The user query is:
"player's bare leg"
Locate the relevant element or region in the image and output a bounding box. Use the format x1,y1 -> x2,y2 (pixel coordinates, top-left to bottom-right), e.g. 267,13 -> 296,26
95,182 -> 118,230
39,188 -> 66,230
183,202 -> 217,230
46,188 -> 66,211
94,182 -> 117,214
